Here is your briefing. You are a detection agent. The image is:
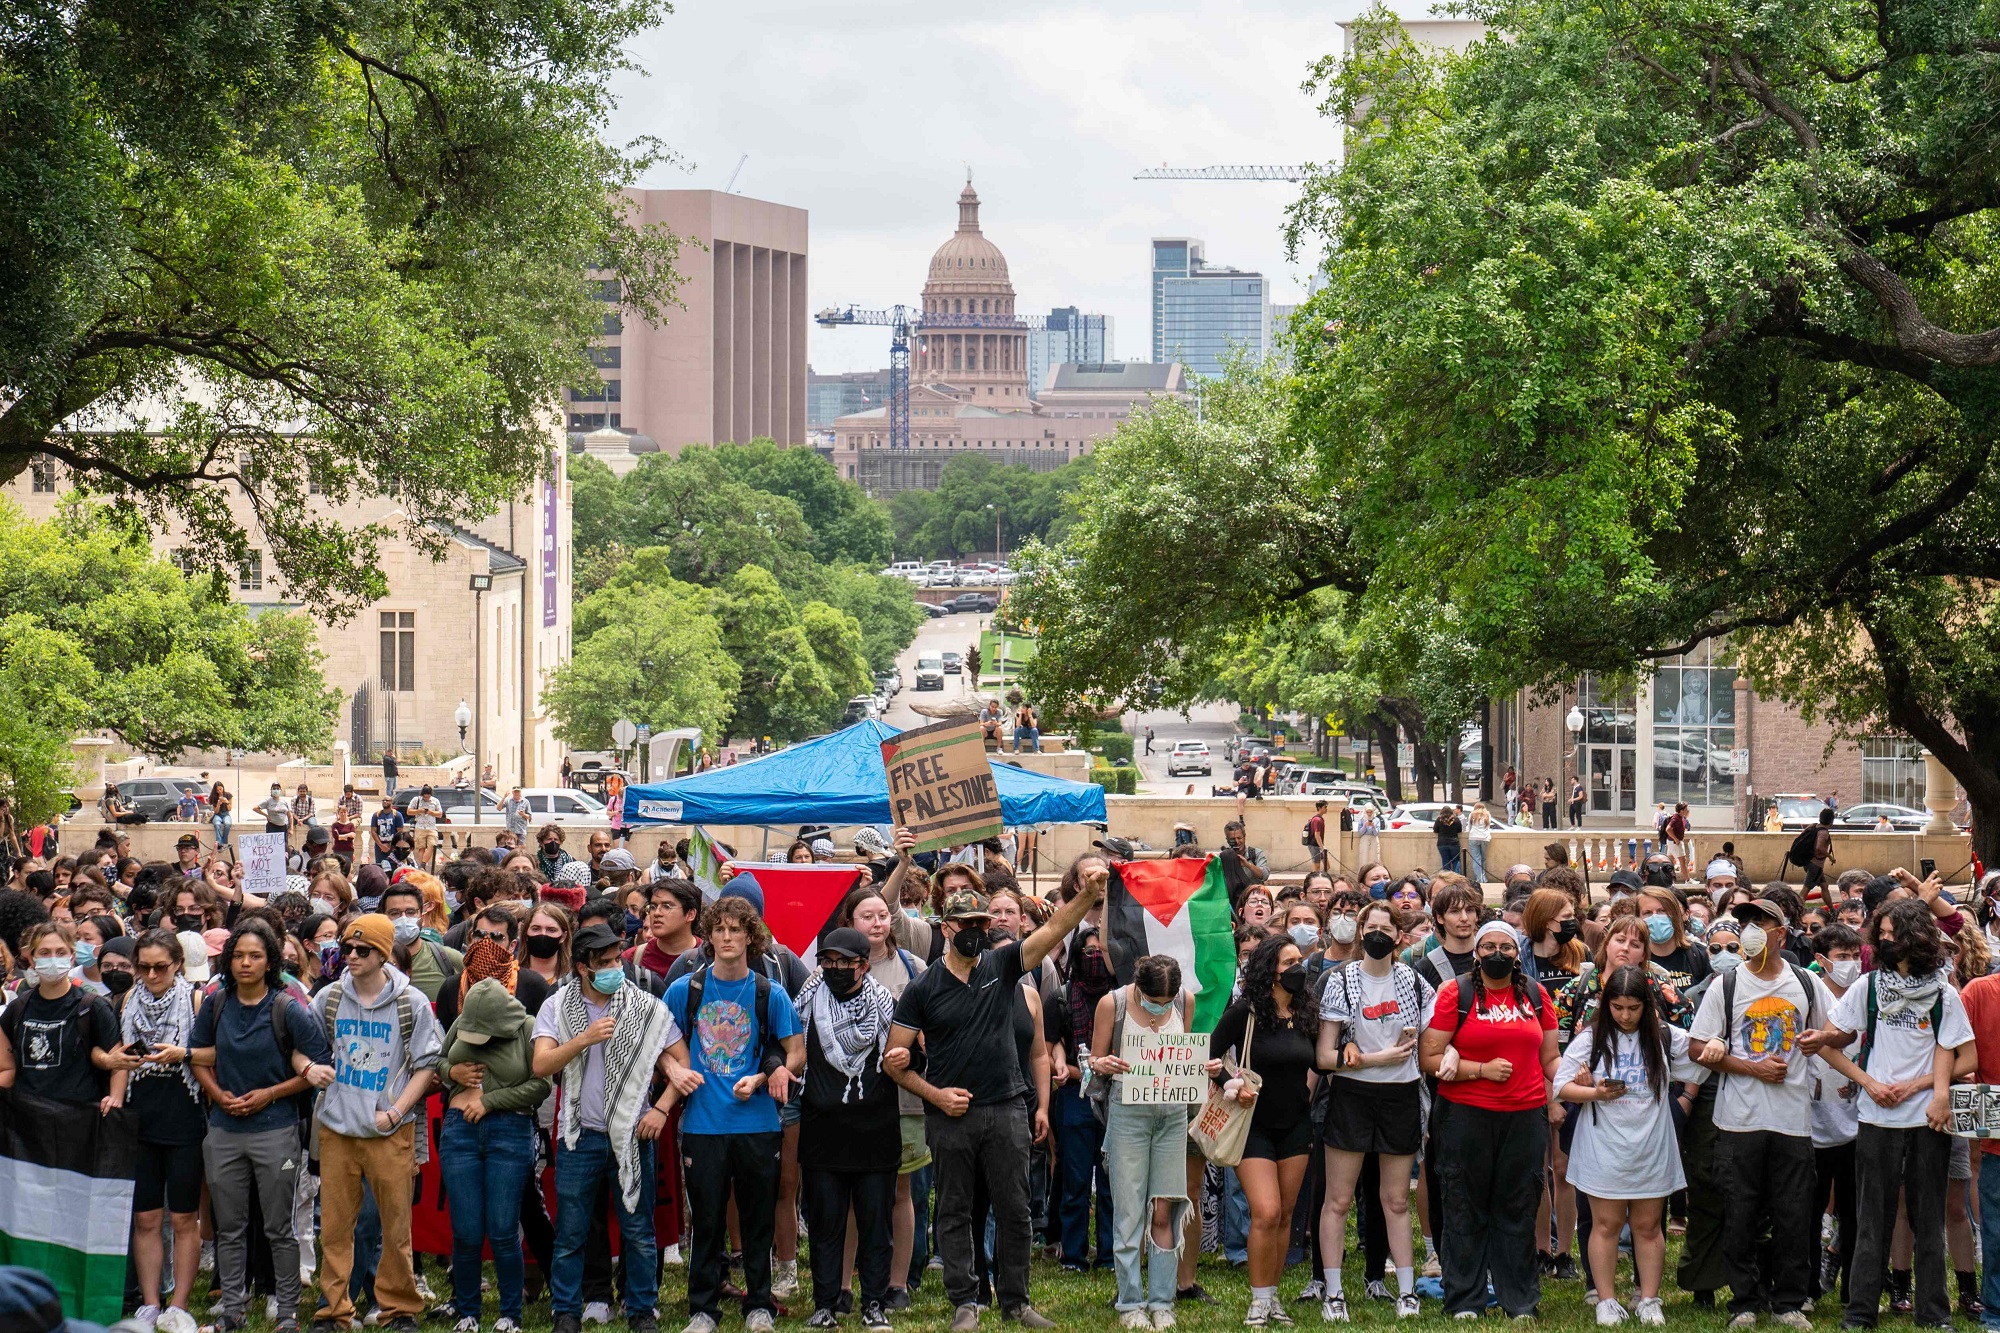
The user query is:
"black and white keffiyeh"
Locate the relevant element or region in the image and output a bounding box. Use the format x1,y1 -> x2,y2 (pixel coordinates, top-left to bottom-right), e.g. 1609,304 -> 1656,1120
123,977 -> 198,1100
552,980 -> 676,1210
797,970 -> 894,1103
1875,965 -> 1944,1021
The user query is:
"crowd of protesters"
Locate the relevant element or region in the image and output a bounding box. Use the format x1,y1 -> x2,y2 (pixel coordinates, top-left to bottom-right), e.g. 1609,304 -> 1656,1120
3,811 -> 2000,1333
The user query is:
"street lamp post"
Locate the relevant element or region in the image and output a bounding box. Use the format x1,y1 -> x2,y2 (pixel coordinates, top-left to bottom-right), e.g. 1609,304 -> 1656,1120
469,573 -> 492,824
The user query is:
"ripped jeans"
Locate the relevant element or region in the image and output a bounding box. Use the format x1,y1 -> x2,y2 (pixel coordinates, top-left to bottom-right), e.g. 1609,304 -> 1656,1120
1103,1099 -> 1193,1312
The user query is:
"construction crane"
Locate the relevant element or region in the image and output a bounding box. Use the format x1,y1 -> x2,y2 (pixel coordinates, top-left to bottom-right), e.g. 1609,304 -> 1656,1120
815,305 -> 1049,450
1133,165 -> 1307,181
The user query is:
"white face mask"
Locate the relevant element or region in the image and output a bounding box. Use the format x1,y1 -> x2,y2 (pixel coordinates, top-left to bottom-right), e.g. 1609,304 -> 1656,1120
33,955 -> 71,982
1738,924 -> 1768,960
1824,958 -> 1862,989
1288,923 -> 1322,951
1327,916 -> 1358,945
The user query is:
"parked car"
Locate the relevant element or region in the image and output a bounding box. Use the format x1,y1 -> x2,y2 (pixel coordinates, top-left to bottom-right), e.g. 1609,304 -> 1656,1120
942,594 -> 997,614
843,695 -> 876,724
516,787 -> 609,824
1836,802 -> 1930,831
391,786 -> 503,821
874,669 -> 902,697
1773,794 -> 1827,830
921,602 -> 950,618
942,651 -> 964,674
1386,801 -> 1456,831
915,656 -> 946,690
108,777 -> 209,822
881,562 -> 926,581
1166,740 -> 1213,777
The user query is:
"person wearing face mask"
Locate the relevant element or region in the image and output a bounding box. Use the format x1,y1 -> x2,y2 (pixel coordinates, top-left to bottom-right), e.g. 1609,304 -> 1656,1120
535,921 -> 683,1333
793,928 -> 901,1330
1205,934 -> 1320,1327
1089,954 -> 1195,1329
67,912 -> 120,998
1282,900 -> 1327,966
1318,889 -> 1367,969
1054,923 -> 1116,1276
884,869 -> 1105,1333
1803,923 -> 1862,1309
378,880 -> 463,1004
1419,920 -> 1560,1320
0,920 -> 132,1107
1314,902 -> 1436,1321
1636,890 -> 1709,993
1686,897 -> 1834,1329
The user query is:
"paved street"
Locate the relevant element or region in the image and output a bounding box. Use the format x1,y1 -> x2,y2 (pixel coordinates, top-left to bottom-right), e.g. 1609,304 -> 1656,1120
881,609 -> 991,729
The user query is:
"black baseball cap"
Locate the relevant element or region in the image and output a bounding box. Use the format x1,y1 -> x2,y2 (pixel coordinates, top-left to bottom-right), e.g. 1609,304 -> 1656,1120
820,927 -> 870,961
572,922 -> 622,956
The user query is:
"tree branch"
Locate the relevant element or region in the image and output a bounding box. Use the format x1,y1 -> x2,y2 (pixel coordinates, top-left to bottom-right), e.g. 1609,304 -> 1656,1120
1837,247 -> 2000,367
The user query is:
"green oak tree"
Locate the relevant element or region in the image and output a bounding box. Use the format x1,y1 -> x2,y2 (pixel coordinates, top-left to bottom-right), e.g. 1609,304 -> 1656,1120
545,578 -> 739,750
2,0 -> 679,610
712,441 -> 895,566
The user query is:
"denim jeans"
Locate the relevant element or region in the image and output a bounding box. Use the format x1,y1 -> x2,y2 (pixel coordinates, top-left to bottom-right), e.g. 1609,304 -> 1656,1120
1054,1082 -> 1112,1266
213,814 -> 231,846
1978,1154 -> 2000,1328
1223,1168 -> 1250,1264
1103,1100 -> 1191,1312
1437,842 -> 1461,874
1467,841 -> 1488,886
440,1109 -> 535,1322
552,1129 -> 657,1320
908,1163 -> 934,1288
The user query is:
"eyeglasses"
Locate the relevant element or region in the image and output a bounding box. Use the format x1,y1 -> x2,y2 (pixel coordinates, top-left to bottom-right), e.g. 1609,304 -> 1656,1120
340,942 -> 376,958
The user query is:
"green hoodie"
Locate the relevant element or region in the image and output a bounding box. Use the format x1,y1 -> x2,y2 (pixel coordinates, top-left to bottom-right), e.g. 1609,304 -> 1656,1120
441,978 -> 551,1115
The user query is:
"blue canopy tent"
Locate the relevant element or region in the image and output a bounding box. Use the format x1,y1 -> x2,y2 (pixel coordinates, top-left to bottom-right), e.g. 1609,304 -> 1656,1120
619,718 -> 1108,828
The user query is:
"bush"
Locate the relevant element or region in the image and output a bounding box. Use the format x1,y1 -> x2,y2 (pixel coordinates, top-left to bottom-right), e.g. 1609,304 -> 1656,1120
1091,764 -> 1137,795
1096,733 -> 1134,765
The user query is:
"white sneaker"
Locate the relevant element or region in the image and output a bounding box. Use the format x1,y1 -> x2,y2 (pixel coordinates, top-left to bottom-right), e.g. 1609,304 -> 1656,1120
660,1244 -> 683,1267
1321,1295 -> 1349,1323
494,1321 -> 522,1333
1596,1299 -> 1628,1326
771,1259 -> 799,1299
679,1318 -> 718,1333
1396,1295 -> 1420,1320
157,1310 -> 197,1333
1423,1255 -> 1443,1280
746,1313 -> 776,1333
1635,1299 -> 1665,1327
1299,1281 -> 1324,1302
415,1276 -> 435,1303
1245,1299 -> 1271,1328
134,1307 -> 160,1331
1152,1311 -> 1177,1330
1122,1313 -> 1154,1330
1366,1281 -> 1392,1303
1454,1314 -> 1479,1322
1267,1297 -> 1294,1327
453,1320 -> 480,1333
266,1297 -> 281,1321
1773,1313 -> 1812,1331
1727,1314 -> 1758,1329
199,1242 -> 215,1274
583,1304 -> 614,1326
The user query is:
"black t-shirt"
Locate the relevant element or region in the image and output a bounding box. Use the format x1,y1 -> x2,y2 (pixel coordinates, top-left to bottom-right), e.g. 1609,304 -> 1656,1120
129,1060 -> 207,1146
892,941 -> 1028,1107
798,1020 -> 899,1172
0,986 -> 118,1104
1208,997 -> 1316,1139
1649,943 -> 1710,994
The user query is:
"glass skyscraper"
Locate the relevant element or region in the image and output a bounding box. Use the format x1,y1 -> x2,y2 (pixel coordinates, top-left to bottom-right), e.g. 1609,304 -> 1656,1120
1025,307 -> 1114,397
1150,237 -> 1271,376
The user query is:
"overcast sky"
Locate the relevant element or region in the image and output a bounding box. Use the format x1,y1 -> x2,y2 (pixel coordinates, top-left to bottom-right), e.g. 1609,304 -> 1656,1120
606,0 -> 1401,374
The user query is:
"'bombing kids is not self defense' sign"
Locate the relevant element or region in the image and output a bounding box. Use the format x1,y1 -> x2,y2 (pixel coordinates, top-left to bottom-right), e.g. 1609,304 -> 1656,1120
879,718 -> 1004,853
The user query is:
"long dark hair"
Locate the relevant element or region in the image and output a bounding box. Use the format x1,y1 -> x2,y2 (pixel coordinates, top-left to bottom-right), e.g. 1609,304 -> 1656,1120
1871,898 -> 1946,976
1587,965 -> 1666,1099
1239,933 -> 1317,1039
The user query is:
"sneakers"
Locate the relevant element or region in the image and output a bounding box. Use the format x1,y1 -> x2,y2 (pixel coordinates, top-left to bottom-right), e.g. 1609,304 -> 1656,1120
772,1260 -> 800,1300
1152,1311 -> 1177,1330
1396,1296 -> 1420,1320
885,1290 -> 912,1312
746,1313 -> 776,1333
555,1316 -> 583,1333
1423,1256 -> 1443,1280
807,1313 -> 840,1330
861,1303 -> 892,1331
1597,1299 -> 1629,1326
950,1308 -> 980,1333
1635,1298 -> 1665,1327
1774,1313 -> 1813,1331
1177,1286 -> 1217,1306
1366,1281 -> 1392,1302
1001,1309 -> 1055,1329
1320,1296 -> 1349,1323
1245,1300 -> 1273,1328
1454,1314 -> 1480,1322
1267,1298 -> 1295,1326
134,1308 -> 161,1331
677,1318 -> 716,1333
661,1244 -> 683,1267
1299,1282 -> 1324,1302
1122,1314 -> 1153,1331
584,1305 -> 615,1327
383,1321 -> 418,1333
495,1321 -> 522,1333
1728,1314 -> 1759,1329
453,1321 -> 480,1333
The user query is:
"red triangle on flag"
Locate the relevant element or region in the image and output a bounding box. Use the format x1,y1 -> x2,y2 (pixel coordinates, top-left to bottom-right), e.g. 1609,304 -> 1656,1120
1114,857 -> 1212,929
725,863 -> 864,959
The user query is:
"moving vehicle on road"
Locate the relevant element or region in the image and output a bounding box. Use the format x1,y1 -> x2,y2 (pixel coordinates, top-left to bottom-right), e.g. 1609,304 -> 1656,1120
942,593 -> 998,614
915,656 -> 946,690
1166,740 -> 1213,777
942,651 -> 964,674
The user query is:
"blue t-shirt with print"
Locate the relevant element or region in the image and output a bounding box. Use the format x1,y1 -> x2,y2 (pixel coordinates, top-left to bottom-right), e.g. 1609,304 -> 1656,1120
665,968 -> 802,1136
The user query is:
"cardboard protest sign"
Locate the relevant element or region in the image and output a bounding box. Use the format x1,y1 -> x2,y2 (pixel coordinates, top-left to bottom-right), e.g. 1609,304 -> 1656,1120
237,831 -> 287,899
1119,1028 -> 1209,1105
879,718 -> 1003,854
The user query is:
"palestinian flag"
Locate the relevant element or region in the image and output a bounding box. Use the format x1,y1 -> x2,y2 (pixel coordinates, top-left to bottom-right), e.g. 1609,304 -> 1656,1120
1105,856 -> 1237,1032
0,1086 -> 138,1324
725,862 -> 865,968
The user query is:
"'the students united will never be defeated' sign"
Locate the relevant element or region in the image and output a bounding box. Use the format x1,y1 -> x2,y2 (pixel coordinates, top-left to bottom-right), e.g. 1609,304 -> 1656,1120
879,718 -> 1004,854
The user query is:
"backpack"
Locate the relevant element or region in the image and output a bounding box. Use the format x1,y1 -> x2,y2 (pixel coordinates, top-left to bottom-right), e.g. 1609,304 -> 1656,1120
1852,973 -> 1945,1073
1449,970 -> 1549,1041
315,983 -> 417,1065
683,964 -> 786,1078
248,987 -> 325,1130
1085,985 -> 1191,1125
1785,824 -> 1820,868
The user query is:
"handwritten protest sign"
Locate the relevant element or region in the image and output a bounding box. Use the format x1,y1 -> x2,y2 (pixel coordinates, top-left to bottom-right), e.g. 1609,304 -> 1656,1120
237,831 -> 287,900
879,718 -> 1003,854
1119,1028 -> 1209,1105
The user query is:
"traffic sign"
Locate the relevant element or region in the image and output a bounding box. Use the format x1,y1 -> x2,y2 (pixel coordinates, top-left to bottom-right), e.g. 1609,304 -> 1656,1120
611,719 -> 638,748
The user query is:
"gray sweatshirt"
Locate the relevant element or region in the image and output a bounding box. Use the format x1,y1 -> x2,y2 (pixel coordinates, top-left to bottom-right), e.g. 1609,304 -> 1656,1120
316,964 -> 444,1139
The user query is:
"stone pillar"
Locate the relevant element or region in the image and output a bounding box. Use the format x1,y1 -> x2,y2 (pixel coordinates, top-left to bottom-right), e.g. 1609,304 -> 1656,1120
1922,750 -> 1959,835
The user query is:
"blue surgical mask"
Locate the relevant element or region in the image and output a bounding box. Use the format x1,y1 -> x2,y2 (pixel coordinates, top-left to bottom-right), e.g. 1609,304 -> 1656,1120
72,941 -> 96,970
1288,924 -> 1321,951
1367,881 -> 1389,900
592,965 -> 626,995
392,916 -> 420,945
1644,913 -> 1674,944
1710,948 -> 1744,974
1139,995 -> 1175,1017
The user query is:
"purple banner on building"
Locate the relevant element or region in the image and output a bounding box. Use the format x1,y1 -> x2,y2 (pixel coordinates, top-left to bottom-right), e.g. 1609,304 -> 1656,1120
541,478 -> 559,628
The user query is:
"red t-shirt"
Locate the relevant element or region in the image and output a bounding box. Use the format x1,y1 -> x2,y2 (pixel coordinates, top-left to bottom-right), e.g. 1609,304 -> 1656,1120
1960,975 -> 2000,1155
1430,976 -> 1557,1112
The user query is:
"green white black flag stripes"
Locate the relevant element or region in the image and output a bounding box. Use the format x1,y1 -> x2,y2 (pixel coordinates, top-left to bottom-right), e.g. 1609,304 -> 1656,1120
0,1086 -> 137,1324
1103,856 -> 1238,1032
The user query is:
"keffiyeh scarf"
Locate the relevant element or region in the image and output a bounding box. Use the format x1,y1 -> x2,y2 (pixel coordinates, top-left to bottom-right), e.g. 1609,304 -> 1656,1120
1875,965 -> 1944,1021
551,979 -> 676,1211
797,971 -> 894,1103
123,977 -> 198,1100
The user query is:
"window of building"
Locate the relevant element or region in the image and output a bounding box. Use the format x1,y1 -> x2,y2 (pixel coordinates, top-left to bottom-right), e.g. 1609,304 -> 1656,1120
591,278 -> 621,302
237,551 -> 263,592
601,379 -> 620,402
1861,736 -> 1926,806
1651,640 -> 1737,807
569,412 -> 607,431
589,346 -> 622,369
29,455 -> 57,493
379,611 -> 415,691
171,548 -> 201,577
601,312 -> 623,335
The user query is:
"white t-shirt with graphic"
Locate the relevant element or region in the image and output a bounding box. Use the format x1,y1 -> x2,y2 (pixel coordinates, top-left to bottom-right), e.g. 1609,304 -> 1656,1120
1828,969 -> 1973,1128
1689,962 -> 1832,1137
1320,963 -> 1433,1084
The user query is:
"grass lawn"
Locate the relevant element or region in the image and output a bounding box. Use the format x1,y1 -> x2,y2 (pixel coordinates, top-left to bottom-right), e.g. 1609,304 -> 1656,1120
216,1233 -> 1917,1333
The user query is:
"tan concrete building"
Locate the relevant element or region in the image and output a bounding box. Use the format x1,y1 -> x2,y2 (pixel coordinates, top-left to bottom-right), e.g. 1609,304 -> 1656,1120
828,184 -> 1187,495
8,436 -> 573,788
572,189 -> 809,458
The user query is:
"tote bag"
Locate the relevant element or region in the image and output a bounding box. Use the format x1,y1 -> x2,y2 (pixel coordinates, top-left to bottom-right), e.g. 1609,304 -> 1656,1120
1188,1012 -> 1264,1167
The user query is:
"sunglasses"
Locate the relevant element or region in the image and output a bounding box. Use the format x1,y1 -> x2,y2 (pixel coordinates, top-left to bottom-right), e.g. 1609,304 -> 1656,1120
136,961 -> 176,976
472,930 -> 511,945
340,942 -> 377,958
1709,942 -> 1741,954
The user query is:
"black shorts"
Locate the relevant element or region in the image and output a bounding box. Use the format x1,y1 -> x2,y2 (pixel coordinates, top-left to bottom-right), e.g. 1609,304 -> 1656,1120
1321,1078 -> 1423,1157
134,1139 -> 203,1214
1242,1116 -> 1315,1162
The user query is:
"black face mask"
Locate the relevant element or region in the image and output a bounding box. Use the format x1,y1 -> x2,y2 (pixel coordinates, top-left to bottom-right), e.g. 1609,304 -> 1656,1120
1479,952 -> 1517,982
1873,937 -> 1904,969
1360,930 -> 1396,960
173,913 -> 202,933
524,935 -> 562,959
824,967 -> 863,999
952,926 -> 987,959
102,971 -> 134,996
1278,964 -> 1307,995
1556,920 -> 1580,944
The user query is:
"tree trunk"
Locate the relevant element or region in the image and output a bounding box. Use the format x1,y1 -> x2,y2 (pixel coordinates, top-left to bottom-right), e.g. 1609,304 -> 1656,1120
1371,719 -> 1403,803
1479,699 -> 1495,803
1411,732 -> 1439,802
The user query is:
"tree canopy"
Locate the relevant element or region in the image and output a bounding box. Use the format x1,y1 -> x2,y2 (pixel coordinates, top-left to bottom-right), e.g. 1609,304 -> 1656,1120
1,0 -> 678,610
0,500 -> 339,818
889,454 -> 1089,560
